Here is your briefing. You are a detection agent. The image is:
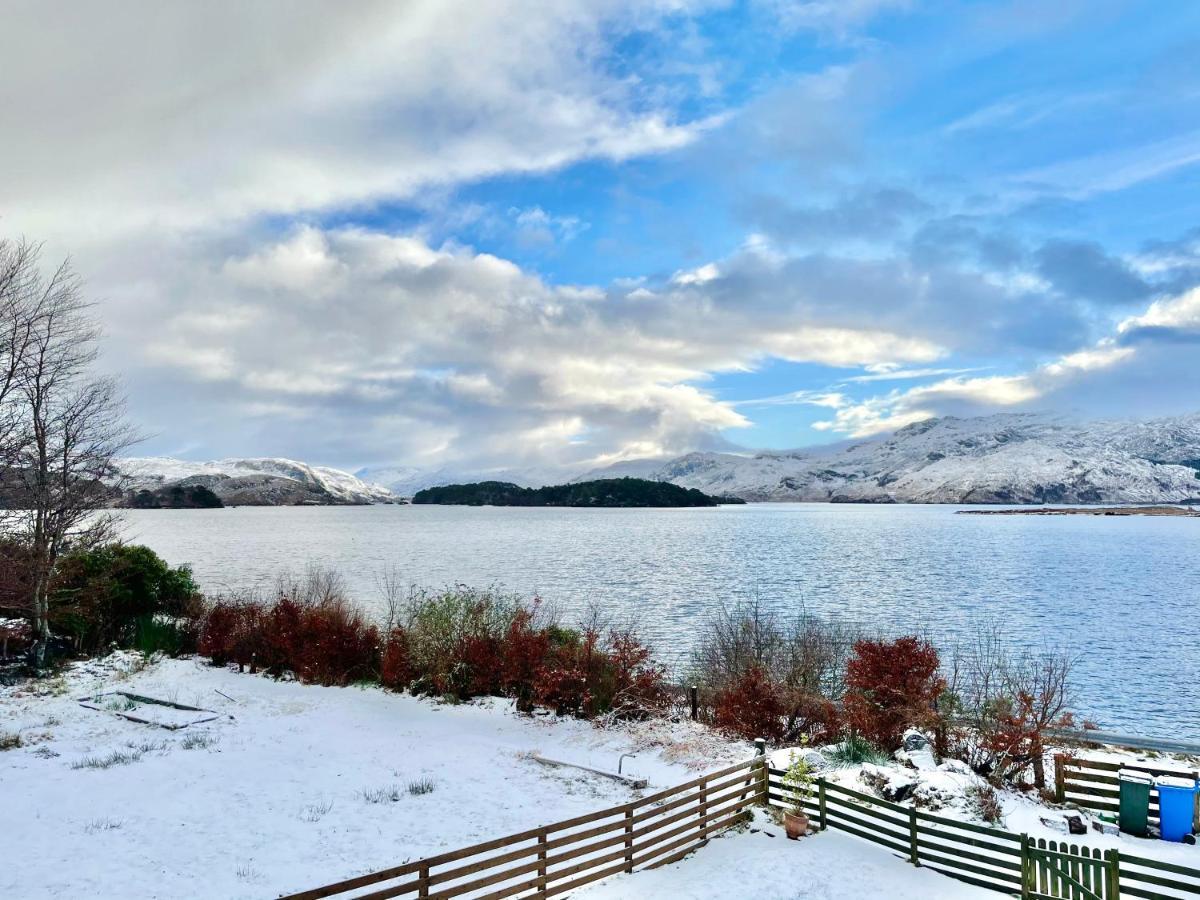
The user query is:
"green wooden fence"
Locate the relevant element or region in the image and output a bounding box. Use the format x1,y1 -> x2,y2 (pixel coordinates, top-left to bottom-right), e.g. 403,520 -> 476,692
767,765 -> 1200,900
1055,755 -> 1200,832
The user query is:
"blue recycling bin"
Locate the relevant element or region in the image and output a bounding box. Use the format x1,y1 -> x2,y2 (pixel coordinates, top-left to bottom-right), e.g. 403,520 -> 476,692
1155,776 -> 1198,842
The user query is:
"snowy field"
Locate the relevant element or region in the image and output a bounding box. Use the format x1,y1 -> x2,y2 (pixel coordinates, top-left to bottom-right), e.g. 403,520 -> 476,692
0,653 -> 739,899
4,652 -> 1200,899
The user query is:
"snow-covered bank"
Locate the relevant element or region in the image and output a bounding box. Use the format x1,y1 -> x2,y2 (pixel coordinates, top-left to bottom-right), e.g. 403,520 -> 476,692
0,654 -> 737,899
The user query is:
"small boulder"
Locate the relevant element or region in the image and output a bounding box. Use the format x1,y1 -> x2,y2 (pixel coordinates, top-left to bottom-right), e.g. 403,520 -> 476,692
860,763 -> 917,803
901,729 -> 932,752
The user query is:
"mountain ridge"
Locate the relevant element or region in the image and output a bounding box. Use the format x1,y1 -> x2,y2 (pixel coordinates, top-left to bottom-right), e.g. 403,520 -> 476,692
579,412 -> 1200,504
113,457 -> 397,506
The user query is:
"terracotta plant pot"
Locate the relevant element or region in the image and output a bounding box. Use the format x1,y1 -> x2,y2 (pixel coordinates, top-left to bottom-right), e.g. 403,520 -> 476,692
784,810 -> 809,840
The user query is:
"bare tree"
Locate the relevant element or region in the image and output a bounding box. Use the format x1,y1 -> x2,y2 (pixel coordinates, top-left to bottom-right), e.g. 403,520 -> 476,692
2,244 -> 136,668
942,622 -> 1078,787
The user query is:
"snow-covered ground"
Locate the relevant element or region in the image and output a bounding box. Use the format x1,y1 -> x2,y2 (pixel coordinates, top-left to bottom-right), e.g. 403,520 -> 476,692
5,653 -> 1200,899
0,653 -> 739,899
575,810 -> 993,899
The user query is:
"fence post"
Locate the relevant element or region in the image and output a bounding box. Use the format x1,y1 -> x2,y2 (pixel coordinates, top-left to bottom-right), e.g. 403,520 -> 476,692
908,807 -> 919,866
624,809 -> 634,874
818,777 -> 828,830
536,828 -> 548,898
1105,848 -> 1120,900
418,863 -> 430,899
699,778 -> 708,837
690,685 -> 698,721
1019,833 -> 1031,900
1194,771 -> 1200,833
1054,754 -> 1066,803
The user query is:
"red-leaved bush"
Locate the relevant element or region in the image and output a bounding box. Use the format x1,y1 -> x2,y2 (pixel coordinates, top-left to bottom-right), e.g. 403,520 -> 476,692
199,584 -> 667,722
844,636 -> 943,751
199,595 -> 378,686
534,626 -> 668,720
712,665 -> 786,740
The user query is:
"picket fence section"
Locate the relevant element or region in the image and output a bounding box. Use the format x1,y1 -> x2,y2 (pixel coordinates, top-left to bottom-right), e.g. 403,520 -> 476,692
767,765 -> 1200,900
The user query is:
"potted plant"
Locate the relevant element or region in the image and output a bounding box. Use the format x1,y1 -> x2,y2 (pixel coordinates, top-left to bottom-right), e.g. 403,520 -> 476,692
781,748 -> 814,840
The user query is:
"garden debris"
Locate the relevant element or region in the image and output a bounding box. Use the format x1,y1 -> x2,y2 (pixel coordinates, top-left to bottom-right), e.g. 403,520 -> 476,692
530,752 -> 648,788
78,690 -> 221,730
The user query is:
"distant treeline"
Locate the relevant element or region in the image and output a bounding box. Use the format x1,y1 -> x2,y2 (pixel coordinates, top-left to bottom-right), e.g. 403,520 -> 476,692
125,484 -> 224,509
411,477 -> 743,507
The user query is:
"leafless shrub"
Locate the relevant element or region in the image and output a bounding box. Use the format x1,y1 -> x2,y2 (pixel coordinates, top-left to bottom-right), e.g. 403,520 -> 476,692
941,622 -> 1078,787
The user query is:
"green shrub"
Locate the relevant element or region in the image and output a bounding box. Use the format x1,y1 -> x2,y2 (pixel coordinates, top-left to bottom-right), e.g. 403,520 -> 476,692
50,544 -> 203,656
826,733 -> 890,766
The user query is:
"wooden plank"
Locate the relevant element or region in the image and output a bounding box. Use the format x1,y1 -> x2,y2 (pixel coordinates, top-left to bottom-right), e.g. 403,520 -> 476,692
915,809 -> 1023,841
824,803 -> 911,845
825,815 -> 911,857
822,780 -> 912,815
823,792 -> 912,831
1121,853 -> 1200,879
916,846 -> 1022,889
1119,869 -> 1200,894
915,824 -> 1023,857
914,836 -> 1022,873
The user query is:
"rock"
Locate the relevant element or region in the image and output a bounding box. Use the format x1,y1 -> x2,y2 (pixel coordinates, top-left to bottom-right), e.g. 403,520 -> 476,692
1067,815 -> 1087,835
901,729 -> 932,752
1040,816 -> 1069,834
896,747 -> 937,771
860,764 -> 917,803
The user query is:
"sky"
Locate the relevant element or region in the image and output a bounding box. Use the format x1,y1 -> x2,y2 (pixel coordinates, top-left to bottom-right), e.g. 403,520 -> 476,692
3,0 -> 1200,477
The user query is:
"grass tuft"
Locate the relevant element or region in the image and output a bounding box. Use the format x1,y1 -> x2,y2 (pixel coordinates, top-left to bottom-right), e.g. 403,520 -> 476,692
299,799 -> 333,822
0,731 -> 22,751
84,818 -> 124,834
407,777 -> 436,796
826,734 -> 890,767
71,748 -> 147,770
180,732 -> 216,751
359,784 -> 403,804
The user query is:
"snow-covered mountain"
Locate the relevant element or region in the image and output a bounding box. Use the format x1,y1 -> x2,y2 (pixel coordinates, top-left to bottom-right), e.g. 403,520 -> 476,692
114,457 -> 397,505
581,413 -> 1200,504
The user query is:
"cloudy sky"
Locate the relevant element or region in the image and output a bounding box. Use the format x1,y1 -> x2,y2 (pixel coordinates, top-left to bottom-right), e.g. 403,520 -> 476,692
3,0 -> 1200,477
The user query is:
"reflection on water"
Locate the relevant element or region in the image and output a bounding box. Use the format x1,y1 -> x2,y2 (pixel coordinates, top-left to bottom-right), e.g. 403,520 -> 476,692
119,503 -> 1200,741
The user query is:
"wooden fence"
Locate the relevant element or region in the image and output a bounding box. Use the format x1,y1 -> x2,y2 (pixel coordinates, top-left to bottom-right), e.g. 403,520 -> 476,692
279,757 -> 765,900
1055,755 -> 1200,831
280,753 -> 1200,900
766,765 -> 1200,900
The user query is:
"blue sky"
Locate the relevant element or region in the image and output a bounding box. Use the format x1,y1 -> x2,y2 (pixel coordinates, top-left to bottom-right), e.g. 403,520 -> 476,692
5,1 -> 1200,472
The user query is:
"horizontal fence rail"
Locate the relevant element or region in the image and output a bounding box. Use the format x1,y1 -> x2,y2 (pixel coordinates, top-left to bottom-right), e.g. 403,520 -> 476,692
1055,755 -> 1200,830
767,765 -> 1200,900
280,758 -> 765,900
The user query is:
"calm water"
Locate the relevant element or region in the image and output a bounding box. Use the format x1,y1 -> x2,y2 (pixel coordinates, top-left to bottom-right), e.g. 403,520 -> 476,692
119,504 -> 1200,741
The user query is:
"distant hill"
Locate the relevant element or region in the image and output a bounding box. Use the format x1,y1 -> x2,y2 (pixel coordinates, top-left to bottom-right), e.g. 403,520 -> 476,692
111,457 -> 397,506
582,412 -> 1200,504
411,477 -> 740,507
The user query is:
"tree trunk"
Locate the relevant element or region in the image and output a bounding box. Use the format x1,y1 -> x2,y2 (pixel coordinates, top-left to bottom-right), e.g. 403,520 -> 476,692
1032,741 -> 1046,789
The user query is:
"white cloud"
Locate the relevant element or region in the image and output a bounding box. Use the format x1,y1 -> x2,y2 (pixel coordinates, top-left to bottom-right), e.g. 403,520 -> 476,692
116,225 -> 949,468
0,1 -> 720,243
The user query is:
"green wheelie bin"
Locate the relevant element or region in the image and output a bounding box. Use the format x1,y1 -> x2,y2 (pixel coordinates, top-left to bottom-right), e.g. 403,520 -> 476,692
1119,769 -> 1153,837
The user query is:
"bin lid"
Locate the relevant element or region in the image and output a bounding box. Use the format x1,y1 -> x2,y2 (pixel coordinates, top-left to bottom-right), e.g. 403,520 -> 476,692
1118,769 -> 1154,784
1154,775 -> 1196,790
